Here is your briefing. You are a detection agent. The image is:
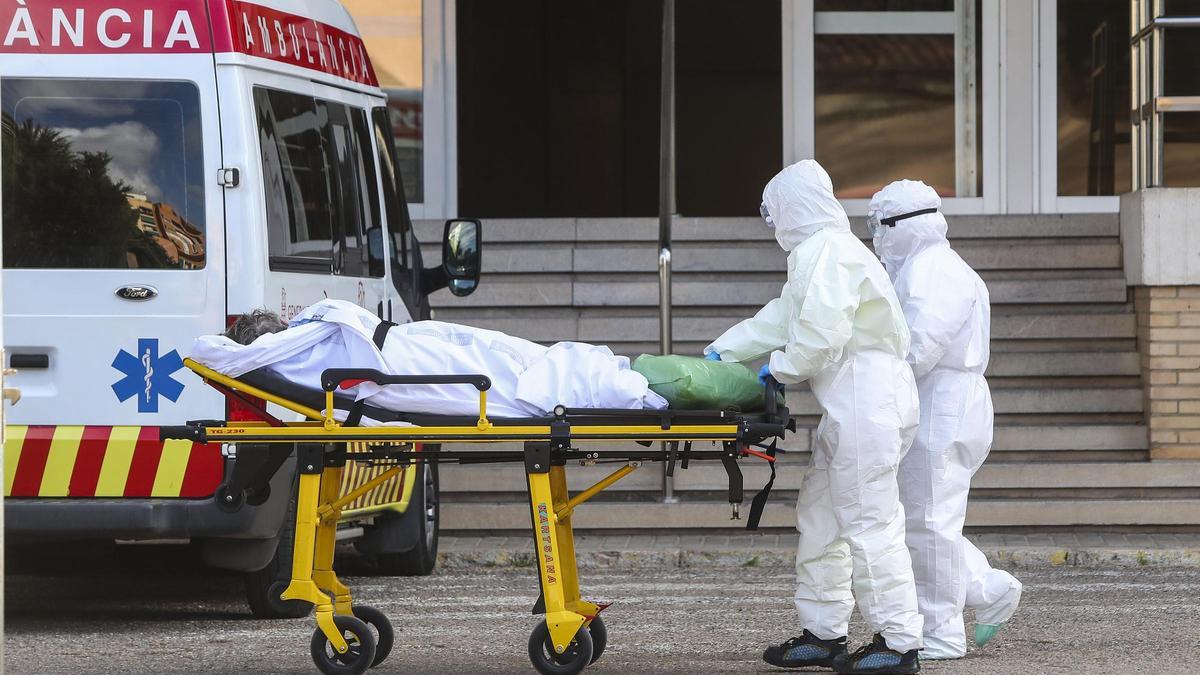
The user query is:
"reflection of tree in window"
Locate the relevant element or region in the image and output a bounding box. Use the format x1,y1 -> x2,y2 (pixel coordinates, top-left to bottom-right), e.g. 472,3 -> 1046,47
1,79 -> 205,270
1,115 -> 178,269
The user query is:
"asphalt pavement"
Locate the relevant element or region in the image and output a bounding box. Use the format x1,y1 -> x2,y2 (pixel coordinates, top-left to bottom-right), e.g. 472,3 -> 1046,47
5,542 -> 1199,674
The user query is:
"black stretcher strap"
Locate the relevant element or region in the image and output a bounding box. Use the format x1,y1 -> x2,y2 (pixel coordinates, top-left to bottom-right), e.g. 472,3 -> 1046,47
373,320 -> 398,349
745,439 -> 778,531
345,321 -> 399,427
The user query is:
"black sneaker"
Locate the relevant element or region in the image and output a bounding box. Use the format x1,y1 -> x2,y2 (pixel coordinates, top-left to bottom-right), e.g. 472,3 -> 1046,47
831,634 -> 919,674
762,630 -> 848,669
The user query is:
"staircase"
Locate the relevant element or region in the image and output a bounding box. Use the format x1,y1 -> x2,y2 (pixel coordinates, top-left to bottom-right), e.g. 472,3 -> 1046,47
416,214 -> 1200,533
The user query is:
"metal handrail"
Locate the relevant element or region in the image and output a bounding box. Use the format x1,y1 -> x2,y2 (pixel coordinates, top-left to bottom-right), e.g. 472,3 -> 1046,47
1130,5 -> 1200,188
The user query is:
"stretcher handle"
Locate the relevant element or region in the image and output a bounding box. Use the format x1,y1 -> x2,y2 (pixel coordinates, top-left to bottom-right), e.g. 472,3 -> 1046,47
320,368 -> 492,393
763,375 -> 782,417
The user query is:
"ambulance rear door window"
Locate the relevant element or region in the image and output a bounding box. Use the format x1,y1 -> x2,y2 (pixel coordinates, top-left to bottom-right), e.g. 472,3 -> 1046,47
1,78 -> 206,270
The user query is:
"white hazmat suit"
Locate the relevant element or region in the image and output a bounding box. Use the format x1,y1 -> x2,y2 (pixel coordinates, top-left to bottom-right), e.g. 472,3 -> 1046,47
869,180 -> 1022,659
706,160 -> 924,653
191,299 -> 666,419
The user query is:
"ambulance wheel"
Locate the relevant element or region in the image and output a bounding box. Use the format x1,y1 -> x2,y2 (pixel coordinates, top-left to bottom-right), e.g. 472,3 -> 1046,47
374,459 -> 439,576
352,605 -> 394,667
310,615 -> 377,675
245,480 -> 312,619
528,622 -> 594,675
586,616 -> 607,664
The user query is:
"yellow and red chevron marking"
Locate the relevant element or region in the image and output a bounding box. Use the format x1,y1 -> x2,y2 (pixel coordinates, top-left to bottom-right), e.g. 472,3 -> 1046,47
339,443 -> 409,512
4,426 -> 223,499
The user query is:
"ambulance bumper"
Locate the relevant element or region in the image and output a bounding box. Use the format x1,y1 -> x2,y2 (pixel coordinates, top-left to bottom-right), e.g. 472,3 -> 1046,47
5,457 -> 294,542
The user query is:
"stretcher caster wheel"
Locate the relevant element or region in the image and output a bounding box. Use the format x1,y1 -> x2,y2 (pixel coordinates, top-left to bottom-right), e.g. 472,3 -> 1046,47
310,615 -> 377,675
352,605 -> 394,667
586,616 -> 606,664
528,622 -> 594,675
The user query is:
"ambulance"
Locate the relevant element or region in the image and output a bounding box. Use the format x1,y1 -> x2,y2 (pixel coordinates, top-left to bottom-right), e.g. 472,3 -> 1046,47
1,0 -> 481,616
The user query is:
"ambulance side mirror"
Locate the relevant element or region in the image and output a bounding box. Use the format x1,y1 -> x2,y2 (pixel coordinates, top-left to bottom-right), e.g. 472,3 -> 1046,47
423,219 -> 482,297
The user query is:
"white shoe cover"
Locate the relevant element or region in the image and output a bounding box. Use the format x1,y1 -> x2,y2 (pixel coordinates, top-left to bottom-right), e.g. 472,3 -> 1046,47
918,635 -> 966,660
975,579 -> 1022,626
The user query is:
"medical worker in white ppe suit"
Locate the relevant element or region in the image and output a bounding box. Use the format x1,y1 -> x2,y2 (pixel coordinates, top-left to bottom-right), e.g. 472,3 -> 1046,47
705,160 -> 924,674
868,180 -> 1022,660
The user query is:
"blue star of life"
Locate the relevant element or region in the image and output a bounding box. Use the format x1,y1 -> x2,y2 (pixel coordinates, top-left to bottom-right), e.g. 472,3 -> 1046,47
111,338 -> 185,413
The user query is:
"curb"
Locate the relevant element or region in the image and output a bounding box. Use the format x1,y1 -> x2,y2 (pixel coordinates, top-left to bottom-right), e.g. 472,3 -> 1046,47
435,546 -> 1200,571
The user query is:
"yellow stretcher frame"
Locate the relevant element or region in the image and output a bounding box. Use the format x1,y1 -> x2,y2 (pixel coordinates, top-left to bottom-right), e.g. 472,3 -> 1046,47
172,359 -> 787,675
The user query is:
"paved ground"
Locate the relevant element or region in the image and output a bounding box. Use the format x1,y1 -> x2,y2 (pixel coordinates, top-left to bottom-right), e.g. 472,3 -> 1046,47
6,539 -> 1200,674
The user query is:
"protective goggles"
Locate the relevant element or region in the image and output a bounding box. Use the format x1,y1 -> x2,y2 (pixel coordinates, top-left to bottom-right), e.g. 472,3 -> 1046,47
866,207 -> 939,237
759,202 -> 774,227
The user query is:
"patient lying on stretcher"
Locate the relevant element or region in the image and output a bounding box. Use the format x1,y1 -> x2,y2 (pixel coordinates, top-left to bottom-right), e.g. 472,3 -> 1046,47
191,299 -> 667,420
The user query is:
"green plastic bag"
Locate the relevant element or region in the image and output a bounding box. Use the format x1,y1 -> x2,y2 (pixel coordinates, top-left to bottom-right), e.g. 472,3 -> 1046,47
632,354 -> 767,411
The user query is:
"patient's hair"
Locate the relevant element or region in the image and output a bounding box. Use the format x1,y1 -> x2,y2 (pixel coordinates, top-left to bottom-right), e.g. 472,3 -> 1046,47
223,309 -> 288,345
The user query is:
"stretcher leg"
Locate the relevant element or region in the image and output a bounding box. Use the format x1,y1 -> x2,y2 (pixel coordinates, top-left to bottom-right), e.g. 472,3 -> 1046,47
528,466 -> 587,654
549,465 -> 601,622
313,464 -> 353,616
281,445 -> 349,654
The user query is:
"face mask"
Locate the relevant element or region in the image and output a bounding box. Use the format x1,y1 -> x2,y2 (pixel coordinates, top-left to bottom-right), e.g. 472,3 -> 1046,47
759,202 -> 775,228
866,207 -> 939,238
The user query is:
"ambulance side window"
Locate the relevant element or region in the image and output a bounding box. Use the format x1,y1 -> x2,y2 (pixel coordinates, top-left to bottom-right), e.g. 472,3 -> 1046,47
254,88 -> 335,273
322,102 -> 384,279
372,107 -> 420,313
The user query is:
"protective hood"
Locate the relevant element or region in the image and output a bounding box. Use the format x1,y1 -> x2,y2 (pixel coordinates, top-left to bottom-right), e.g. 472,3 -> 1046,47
869,179 -> 949,275
762,160 -> 851,252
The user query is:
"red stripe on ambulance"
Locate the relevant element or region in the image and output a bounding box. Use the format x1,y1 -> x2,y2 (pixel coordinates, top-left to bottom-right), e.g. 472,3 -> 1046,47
1,1 -> 378,88
68,425 -> 112,498
226,0 -> 378,86
123,426 -> 165,497
9,425 -> 54,497
0,1 -> 209,54
179,442 -> 223,498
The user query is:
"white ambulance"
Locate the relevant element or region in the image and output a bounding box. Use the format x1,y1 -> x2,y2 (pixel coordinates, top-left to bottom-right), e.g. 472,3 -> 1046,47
1,0 -> 480,616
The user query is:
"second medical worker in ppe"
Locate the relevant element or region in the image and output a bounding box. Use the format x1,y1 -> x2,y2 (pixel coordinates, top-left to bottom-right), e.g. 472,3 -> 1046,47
706,160 -> 924,674
868,180 -> 1023,660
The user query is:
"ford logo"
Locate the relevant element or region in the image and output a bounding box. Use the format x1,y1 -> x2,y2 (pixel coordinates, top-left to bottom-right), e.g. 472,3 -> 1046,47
116,286 -> 158,301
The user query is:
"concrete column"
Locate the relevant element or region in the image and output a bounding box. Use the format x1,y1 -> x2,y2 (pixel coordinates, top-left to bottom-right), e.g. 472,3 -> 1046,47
1123,189 -> 1200,460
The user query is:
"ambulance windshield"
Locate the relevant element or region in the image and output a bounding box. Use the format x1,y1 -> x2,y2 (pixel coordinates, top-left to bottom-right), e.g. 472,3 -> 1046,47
1,78 -> 205,270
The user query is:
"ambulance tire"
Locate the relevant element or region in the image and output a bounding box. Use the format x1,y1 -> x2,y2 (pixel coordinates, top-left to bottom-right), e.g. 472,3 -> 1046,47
373,458 -> 439,577
245,477 -> 312,619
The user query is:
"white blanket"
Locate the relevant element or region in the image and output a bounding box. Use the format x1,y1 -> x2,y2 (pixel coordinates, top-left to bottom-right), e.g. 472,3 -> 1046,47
191,299 -> 667,419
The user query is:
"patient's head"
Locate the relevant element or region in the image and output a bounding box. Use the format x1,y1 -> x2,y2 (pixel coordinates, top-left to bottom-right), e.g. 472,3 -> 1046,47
224,309 -> 288,345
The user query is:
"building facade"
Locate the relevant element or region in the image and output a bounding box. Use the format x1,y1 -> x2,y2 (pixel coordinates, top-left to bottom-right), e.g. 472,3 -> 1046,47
346,0 -> 1200,531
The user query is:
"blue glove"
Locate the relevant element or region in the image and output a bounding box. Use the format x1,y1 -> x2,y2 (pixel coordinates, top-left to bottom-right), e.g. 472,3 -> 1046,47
704,351 -> 722,361
758,364 -> 772,386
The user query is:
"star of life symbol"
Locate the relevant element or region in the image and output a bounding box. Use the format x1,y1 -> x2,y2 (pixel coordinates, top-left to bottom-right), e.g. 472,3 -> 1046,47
112,338 -> 185,413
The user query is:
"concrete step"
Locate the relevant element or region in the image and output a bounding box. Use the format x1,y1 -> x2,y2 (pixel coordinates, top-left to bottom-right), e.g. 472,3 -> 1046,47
434,420 -> 1152,473
417,213 -> 1120,244
778,387 -> 1143,416
440,497 -> 1200,531
571,274 -> 1129,308
436,273 -> 1129,309
440,459 -> 1181,495
471,239 -> 1121,275
426,308 -> 1136,344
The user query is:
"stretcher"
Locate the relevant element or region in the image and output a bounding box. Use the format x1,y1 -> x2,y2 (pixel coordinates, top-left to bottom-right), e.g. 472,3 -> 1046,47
163,358 -> 792,675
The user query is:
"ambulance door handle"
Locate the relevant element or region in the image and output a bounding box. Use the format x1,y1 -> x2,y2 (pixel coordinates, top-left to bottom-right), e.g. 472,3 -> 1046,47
10,354 -> 48,369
